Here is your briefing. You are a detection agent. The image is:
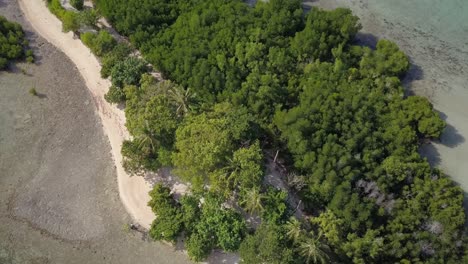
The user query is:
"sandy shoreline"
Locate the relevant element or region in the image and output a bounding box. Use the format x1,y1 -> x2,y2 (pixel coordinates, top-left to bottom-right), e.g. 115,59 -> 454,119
17,0 -> 155,228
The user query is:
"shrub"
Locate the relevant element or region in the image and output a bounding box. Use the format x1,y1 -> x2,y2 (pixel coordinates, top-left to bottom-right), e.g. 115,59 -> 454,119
0,58 -> 7,70
46,0 -> 66,18
148,184 -> 184,243
100,43 -> 131,78
25,50 -> 34,63
78,9 -> 99,28
185,195 -> 246,260
46,0 -> 80,32
104,85 -> 126,104
239,224 -> 295,264
110,57 -> 148,87
81,30 -> 116,57
0,16 -> 30,69
61,11 -> 80,32
186,232 -> 213,261
29,87 -> 38,96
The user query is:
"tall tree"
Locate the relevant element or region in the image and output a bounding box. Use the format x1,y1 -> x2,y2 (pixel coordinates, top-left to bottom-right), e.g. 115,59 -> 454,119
239,188 -> 264,214
298,232 -> 330,264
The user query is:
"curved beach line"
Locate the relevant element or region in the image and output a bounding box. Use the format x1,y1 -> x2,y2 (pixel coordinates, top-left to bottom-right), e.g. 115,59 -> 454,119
18,0 -> 154,229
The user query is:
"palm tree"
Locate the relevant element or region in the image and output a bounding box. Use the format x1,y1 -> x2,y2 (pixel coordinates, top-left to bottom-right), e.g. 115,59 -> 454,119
285,217 -> 303,243
167,84 -> 195,117
135,133 -> 157,153
239,188 -> 264,214
298,231 -> 330,264
135,121 -> 159,153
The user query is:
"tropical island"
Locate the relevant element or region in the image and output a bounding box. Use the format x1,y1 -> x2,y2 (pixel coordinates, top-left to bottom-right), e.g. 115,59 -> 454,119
90,0 -> 466,262
2,0 -> 467,263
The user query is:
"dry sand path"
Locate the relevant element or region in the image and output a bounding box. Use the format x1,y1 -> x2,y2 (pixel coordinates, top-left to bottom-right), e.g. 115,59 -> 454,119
18,0 -> 155,229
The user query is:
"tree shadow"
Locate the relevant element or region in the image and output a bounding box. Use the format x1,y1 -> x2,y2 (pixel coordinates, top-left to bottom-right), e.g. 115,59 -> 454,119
245,0 -> 258,7
353,32 -> 379,49
419,111 -> 465,167
24,30 -> 44,65
302,1 -> 318,12
402,60 -> 424,94
116,102 -> 126,110
206,250 -> 240,264
8,63 -> 33,76
437,112 -> 465,148
35,92 -> 48,99
419,142 -> 441,167
440,123 -> 465,148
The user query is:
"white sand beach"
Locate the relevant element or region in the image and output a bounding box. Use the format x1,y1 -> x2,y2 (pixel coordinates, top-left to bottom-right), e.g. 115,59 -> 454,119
18,0 -> 155,228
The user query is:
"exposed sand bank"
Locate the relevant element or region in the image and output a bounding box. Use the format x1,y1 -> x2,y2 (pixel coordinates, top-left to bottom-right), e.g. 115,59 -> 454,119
17,0 -> 155,228
310,0 -> 468,192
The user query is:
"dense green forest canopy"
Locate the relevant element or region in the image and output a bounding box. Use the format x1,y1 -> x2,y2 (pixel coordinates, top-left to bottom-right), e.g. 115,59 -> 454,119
0,16 -> 33,69
90,0 -> 468,263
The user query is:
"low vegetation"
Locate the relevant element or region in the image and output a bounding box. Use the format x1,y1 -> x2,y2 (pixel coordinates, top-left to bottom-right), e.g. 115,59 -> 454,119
0,16 -> 33,70
46,0 -> 99,32
80,30 -> 116,56
29,87 -> 38,96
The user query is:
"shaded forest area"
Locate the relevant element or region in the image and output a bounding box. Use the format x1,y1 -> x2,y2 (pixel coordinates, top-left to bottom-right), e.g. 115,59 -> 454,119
57,0 -> 468,262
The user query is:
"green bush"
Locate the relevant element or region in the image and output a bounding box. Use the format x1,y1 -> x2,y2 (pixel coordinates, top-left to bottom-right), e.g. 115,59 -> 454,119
46,0 -> 80,32
0,57 -> 7,70
81,30 -> 116,57
100,43 -> 131,78
29,87 -> 38,96
78,9 -> 100,28
239,224 -> 295,264
25,50 -> 34,63
46,0 -> 66,18
186,232 -> 213,261
148,184 -> 184,243
104,85 -> 126,104
110,57 -> 148,87
61,10 -> 80,32
0,16 -> 30,69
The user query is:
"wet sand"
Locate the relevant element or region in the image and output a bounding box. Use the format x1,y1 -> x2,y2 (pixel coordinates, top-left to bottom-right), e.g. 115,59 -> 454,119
309,0 -> 468,192
0,0 -> 191,263
17,0 -> 156,229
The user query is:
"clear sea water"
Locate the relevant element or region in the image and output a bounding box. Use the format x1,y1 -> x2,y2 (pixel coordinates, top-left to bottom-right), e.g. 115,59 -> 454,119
370,0 -> 468,49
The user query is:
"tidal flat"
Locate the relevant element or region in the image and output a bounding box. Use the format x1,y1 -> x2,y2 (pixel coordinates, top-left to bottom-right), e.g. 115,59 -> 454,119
0,0 -> 191,263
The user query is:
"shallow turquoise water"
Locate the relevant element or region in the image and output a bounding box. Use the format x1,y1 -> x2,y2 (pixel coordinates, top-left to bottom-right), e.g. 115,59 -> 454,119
370,0 -> 468,51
